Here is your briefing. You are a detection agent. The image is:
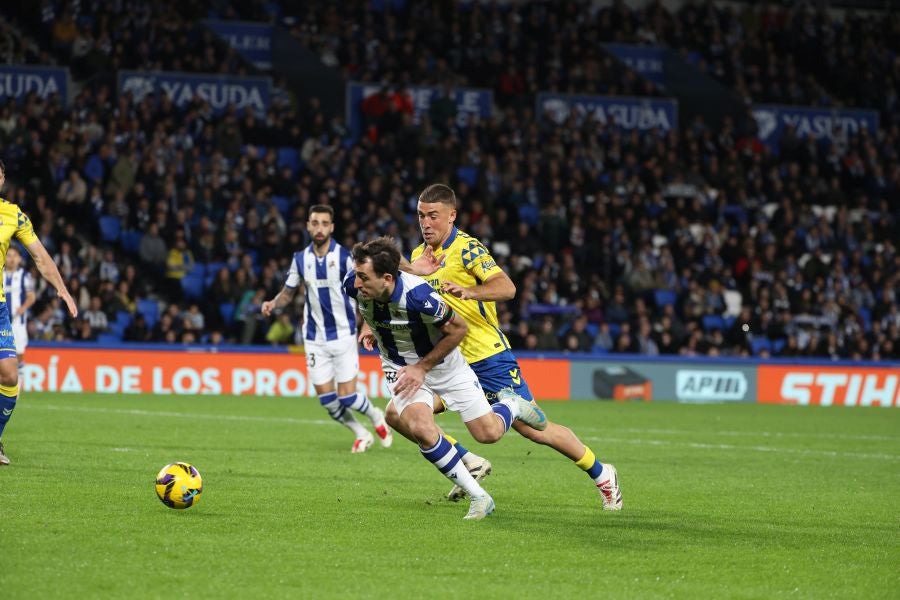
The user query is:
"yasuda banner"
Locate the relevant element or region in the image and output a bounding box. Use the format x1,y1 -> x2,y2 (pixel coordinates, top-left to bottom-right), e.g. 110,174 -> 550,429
0,65 -> 70,104
118,70 -> 272,115
204,20 -> 273,70
604,44 -> 666,88
537,93 -> 677,131
346,82 -> 493,139
752,104 -> 879,151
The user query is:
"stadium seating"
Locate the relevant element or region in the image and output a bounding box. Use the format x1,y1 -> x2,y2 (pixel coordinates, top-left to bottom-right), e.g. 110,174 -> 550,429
137,300 -> 160,329
99,216 -> 121,243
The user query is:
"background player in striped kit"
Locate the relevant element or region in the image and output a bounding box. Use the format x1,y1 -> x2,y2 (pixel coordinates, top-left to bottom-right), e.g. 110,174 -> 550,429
0,158 -> 78,466
262,205 -> 392,453
4,246 -> 35,371
344,237 -> 546,520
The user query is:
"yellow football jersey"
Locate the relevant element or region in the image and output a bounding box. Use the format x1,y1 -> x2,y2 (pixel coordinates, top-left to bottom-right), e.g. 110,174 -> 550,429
411,227 -> 510,363
0,199 -> 38,301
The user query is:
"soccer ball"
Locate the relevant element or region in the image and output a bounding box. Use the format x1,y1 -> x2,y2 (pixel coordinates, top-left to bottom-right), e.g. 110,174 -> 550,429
155,462 -> 203,509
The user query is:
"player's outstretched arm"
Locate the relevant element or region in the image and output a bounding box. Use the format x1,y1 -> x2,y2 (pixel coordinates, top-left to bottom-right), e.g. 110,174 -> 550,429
261,285 -> 296,316
26,239 -> 77,318
442,270 -> 516,302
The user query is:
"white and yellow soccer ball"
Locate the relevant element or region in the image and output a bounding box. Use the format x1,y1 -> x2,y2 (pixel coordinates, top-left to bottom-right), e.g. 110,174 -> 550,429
155,462 -> 203,509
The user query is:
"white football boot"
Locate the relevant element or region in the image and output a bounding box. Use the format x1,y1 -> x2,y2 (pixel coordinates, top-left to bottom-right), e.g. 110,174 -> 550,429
448,457 -> 492,502
351,430 -> 374,453
596,463 -> 623,511
497,387 -> 547,431
463,493 -> 495,520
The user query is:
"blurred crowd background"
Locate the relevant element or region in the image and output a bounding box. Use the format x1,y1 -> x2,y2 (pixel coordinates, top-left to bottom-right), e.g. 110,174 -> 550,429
0,0 -> 897,360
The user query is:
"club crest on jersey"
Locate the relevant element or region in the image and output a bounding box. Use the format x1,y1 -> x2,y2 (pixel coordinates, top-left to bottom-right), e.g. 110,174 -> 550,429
461,240 -> 487,267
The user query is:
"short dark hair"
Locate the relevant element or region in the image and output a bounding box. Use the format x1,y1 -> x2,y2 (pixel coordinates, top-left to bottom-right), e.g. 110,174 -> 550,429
352,237 -> 400,278
309,204 -> 334,219
418,183 -> 457,208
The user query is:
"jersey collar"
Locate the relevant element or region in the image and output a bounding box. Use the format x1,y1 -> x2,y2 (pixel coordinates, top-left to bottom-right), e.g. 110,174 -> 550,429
308,238 -> 336,256
441,226 -> 458,250
389,272 -> 405,303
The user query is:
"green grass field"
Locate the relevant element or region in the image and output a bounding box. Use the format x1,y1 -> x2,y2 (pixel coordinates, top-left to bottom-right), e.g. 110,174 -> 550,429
1,393 -> 897,599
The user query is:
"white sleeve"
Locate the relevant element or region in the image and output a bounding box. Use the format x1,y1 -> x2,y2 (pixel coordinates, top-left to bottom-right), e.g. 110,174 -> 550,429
285,253 -> 302,289
24,272 -> 35,293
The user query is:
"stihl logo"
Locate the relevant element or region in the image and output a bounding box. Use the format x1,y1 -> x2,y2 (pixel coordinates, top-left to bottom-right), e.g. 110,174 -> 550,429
780,373 -> 899,407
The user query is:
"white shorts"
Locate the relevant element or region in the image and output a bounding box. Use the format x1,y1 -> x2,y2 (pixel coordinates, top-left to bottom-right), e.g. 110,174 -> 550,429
12,322 -> 27,355
304,336 -> 359,386
383,352 -> 491,423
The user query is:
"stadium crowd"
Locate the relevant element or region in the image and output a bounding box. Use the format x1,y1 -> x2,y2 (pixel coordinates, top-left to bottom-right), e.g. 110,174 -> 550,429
0,0 -> 897,361
278,0 -> 897,124
4,0 -> 253,84
594,0 -> 899,121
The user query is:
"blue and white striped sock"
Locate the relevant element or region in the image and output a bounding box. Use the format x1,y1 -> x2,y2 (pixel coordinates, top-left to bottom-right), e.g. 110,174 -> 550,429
490,398 -> 517,434
420,435 -> 485,497
339,392 -> 380,420
320,392 -> 365,437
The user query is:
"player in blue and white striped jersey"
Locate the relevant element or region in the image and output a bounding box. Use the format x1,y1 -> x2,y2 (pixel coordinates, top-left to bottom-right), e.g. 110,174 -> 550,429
262,205 -> 392,453
343,237 -> 547,520
3,246 -> 35,369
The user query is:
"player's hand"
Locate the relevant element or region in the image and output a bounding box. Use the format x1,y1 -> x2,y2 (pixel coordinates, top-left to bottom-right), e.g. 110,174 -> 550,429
441,281 -> 474,300
358,322 -> 376,351
393,364 -> 426,400
60,291 -> 78,318
409,246 -> 444,276
14,307 -> 24,317
260,300 -> 276,316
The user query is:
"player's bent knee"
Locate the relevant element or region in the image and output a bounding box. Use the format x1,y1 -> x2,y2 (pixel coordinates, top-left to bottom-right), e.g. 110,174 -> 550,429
466,416 -> 504,444
404,411 -> 439,446
471,429 -> 503,444
385,405 -> 402,429
0,362 -> 18,389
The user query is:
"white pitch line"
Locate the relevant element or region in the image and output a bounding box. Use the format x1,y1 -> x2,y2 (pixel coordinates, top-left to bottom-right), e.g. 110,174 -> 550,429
616,426 -> 897,443
35,403 -> 335,427
584,436 -> 900,462
28,403 -> 900,462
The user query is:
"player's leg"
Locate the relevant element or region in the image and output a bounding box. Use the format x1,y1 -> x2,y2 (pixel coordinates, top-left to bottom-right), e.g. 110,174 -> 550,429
474,351 -> 622,510
13,322 -> 27,377
307,341 -> 371,452
0,306 -> 20,466
512,421 -> 621,509
385,396 -> 493,501
408,394 -> 496,502
396,390 -> 493,520
437,365 -> 526,443
333,337 -> 391,447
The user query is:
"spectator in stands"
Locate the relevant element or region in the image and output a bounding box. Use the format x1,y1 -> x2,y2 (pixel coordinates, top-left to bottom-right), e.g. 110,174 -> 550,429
165,231 -> 195,298
265,311 -> 295,346
123,313 -> 150,342
83,297 -> 108,332
139,223 -> 167,273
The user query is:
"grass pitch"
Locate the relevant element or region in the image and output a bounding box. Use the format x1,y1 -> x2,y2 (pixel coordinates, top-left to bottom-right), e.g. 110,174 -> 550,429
1,393 -> 897,599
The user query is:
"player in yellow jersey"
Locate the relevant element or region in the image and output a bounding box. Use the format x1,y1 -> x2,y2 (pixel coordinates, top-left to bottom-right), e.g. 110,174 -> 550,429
0,159 -> 78,466
363,183 -> 622,510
